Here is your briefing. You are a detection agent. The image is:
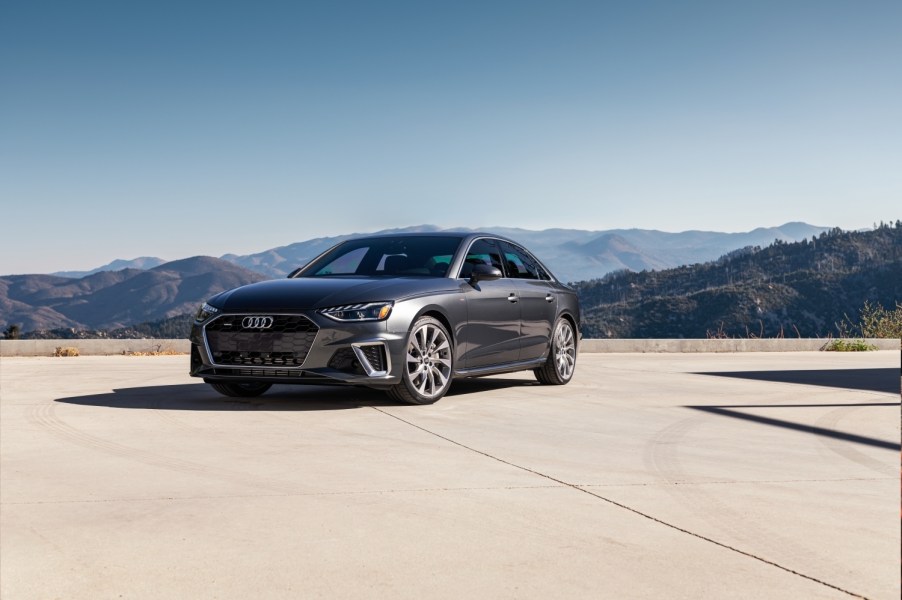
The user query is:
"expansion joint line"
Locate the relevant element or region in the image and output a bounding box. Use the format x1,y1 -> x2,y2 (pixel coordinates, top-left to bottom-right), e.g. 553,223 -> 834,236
371,407 -> 868,600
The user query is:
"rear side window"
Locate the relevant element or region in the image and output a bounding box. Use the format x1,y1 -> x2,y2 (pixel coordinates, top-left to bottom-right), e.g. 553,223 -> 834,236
499,241 -> 550,280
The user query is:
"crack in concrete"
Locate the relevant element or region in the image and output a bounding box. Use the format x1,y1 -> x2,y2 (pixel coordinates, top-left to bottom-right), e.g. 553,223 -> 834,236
371,406 -> 870,600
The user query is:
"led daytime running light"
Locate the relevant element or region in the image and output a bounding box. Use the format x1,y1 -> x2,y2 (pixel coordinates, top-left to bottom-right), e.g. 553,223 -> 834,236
195,302 -> 220,322
319,302 -> 393,322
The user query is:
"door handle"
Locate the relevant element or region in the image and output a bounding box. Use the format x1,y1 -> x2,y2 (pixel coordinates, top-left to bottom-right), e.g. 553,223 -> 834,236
507,293 -> 518,303
545,294 -> 555,303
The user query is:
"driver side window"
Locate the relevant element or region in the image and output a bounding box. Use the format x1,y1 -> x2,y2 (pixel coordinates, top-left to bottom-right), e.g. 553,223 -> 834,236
459,239 -> 505,278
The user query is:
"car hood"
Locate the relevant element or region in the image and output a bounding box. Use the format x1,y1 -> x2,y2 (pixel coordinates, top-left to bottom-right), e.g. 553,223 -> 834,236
209,277 -> 460,312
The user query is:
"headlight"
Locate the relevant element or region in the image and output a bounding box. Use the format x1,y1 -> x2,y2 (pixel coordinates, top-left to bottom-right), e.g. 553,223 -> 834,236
319,302 -> 393,322
195,302 -> 220,322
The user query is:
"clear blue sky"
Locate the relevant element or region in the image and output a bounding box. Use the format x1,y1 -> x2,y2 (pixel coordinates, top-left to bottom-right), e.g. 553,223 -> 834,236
2,0 -> 900,274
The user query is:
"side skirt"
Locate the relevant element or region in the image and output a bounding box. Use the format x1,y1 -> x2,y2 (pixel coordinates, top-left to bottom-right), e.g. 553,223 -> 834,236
454,358 -> 546,378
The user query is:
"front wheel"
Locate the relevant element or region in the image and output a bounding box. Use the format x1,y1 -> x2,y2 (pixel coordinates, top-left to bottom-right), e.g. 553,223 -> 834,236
535,317 -> 577,385
388,316 -> 454,405
209,381 -> 272,398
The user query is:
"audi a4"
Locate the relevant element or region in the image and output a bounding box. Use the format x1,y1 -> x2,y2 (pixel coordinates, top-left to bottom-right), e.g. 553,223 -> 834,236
189,233 -> 580,404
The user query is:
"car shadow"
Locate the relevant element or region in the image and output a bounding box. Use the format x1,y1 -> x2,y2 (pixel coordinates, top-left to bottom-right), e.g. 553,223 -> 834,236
446,376 -> 539,396
54,377 -> 539,412
685,404 -> 901,451
693,368 -> 901,395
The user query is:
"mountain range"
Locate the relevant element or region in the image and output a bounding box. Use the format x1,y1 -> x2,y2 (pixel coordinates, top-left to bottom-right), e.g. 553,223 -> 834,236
2,222 -> 833,333
47,222 -> 827,283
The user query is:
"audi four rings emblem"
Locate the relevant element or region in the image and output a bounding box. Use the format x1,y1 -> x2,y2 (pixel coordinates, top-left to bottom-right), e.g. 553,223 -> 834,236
242,316 -> 274,329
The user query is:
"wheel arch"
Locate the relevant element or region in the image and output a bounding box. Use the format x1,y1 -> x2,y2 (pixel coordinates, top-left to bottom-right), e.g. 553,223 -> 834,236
556,310 -> 580,350
416,308 -> 455,347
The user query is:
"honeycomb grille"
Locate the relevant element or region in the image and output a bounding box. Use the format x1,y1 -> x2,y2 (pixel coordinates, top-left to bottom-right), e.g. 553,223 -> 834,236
205,314 -> 318,367
359,345 -> 385,372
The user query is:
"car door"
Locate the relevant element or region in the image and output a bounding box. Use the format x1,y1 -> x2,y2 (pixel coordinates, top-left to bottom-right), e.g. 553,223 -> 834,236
458,238 -> 522,368
498,241 -> 556,362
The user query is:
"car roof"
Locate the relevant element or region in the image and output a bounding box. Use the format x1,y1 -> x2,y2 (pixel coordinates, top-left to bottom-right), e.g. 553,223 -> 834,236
347,231 -> 521,245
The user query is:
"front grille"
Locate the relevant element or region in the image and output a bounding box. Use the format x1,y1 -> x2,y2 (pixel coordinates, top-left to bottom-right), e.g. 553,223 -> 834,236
205,314 -> 318,367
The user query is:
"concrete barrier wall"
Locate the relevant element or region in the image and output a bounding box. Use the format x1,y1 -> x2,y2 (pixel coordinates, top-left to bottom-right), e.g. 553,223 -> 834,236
1,337 -> 898,357
0,339 -> 191,357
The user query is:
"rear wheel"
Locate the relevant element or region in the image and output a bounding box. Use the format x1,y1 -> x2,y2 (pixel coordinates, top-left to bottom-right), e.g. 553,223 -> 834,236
388,316 -> 453,405
209,381 -> 272,398
535,317 -> 576,385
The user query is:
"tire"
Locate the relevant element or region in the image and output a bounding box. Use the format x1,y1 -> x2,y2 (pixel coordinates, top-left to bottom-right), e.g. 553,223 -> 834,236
535,317 -> 577,385
388,316 -> 454,405
209,381 -> 272,398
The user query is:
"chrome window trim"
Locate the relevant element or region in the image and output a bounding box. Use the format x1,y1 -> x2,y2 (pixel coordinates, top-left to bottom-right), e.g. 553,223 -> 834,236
453,236 -> 559,283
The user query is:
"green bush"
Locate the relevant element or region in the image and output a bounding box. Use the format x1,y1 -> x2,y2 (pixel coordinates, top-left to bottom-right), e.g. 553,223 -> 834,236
858,301 -> 902,338
836,301 -> 902,348
824,339 -> 877,352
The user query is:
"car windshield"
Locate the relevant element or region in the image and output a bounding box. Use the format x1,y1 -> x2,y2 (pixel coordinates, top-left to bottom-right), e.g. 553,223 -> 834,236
297,236 -> 463,278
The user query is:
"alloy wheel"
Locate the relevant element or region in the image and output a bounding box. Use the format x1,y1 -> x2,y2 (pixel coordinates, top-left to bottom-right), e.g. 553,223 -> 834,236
554,321 -> 576,380
405,322 -> 453,399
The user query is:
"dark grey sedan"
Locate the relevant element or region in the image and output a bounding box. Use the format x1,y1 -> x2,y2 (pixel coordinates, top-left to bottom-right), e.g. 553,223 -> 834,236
189,232 -> 580,404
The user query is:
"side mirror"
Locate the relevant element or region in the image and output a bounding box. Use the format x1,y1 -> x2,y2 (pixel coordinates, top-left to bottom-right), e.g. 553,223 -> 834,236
469,263 -> 502,285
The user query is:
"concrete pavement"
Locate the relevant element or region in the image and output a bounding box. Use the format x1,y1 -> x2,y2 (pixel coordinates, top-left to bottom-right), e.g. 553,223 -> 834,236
1,352 -> 899,599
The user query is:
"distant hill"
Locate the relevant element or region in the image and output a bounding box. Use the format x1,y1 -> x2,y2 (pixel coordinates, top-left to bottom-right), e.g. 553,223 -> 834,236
221,222 -> 829,282
1,257 -> 265,331
51,256 -> 166,279
574,223 -> 902,338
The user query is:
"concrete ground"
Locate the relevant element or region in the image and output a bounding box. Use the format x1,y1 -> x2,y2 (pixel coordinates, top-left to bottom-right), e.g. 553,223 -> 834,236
0,352 -> 899,599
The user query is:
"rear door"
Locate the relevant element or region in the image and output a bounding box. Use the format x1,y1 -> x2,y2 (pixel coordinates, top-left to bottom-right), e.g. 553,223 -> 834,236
498,241 -> 556,362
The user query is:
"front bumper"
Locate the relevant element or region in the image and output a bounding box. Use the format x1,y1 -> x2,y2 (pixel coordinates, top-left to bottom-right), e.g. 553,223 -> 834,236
189,310 -> 406,388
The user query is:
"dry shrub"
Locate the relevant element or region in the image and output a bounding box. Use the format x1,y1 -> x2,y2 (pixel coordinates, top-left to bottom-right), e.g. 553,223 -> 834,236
121,347 -> 186,356
54,347 -> 80,357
